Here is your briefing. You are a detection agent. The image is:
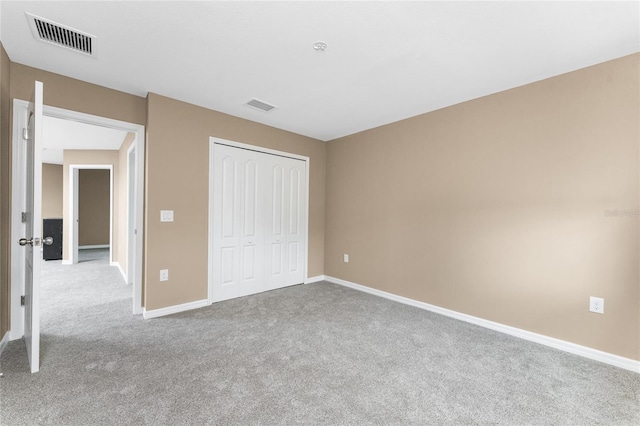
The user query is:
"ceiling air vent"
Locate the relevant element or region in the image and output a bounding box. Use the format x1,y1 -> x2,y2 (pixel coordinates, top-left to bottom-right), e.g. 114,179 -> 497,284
27,13 -> 95,56
245,98 -> 277,112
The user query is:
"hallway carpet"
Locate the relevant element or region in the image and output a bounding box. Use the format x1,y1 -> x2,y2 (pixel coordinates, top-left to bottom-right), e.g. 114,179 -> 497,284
1,249 -> 639,424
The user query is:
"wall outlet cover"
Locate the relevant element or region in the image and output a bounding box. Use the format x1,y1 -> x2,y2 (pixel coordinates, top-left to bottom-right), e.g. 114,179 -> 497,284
589,296 -> 604,314
160,269 -> 169,281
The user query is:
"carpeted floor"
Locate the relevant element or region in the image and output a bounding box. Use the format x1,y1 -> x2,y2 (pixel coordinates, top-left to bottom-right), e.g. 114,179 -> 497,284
1,249 -> 639,425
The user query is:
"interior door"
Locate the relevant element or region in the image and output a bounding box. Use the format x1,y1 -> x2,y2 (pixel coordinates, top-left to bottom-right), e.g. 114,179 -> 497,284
264,155 -> 306,290
211,144 -> 265,302
21,80 -> 44,373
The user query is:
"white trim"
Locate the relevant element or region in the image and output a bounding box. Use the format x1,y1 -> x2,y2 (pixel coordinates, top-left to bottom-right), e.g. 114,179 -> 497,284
207,137 -> 310,305
61,260 -> 73,265
0,331 -> 10,356
143,299 -> 208,319
305,275 -> 325,284
325,276 -> 640,374
126,143 -> 136,286
111,261 -> 127,282
213,138 -> 309,162
207,139 -> 215,305
79,244 -> 109,250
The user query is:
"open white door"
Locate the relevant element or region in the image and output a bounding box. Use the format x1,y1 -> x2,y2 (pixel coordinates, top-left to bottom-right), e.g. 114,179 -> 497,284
20,81 -> 44,373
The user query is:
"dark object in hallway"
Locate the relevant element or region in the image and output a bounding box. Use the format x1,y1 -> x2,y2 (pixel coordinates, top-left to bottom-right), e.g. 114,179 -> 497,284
43,218 -> 63,261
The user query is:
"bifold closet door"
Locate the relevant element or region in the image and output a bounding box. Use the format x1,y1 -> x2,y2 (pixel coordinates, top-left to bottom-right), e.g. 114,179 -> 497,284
264,155 -> 306,291
212,145 -> 265,302
211,143 -> 306,303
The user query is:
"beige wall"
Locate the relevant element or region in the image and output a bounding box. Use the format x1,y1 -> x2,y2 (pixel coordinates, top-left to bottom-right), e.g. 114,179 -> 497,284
0,43 -> 11,338
10,63 -> 146,126
78,169 -> 110,246
42,163 -> 63,219
145,93 -> 326,310
62,151 -> 119,261
325,54 -> 640,360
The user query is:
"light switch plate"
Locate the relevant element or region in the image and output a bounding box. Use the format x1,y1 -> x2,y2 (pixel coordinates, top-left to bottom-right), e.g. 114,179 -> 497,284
160,210 -> 174,222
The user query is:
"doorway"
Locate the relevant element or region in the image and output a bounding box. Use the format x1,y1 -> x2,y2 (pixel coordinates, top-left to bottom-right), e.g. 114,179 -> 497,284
10,101 -> 145,341
68,166 -> 114,266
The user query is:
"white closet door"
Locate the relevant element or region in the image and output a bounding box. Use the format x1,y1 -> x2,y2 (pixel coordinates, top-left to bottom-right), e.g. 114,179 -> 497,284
212,144 -> 265,302
211,143 -> 307,302
264,155 -> 306,290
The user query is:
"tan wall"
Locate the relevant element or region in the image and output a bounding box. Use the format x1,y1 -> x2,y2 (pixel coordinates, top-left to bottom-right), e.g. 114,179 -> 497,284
145,93 -> 326,310
10,63 -> 146,126
78,169 -> 110,246
117,132 -> 136,277
62,151 -> 119,261
325,54 -> 640,360
42,164 -> 63,218
0,43 -> 11,338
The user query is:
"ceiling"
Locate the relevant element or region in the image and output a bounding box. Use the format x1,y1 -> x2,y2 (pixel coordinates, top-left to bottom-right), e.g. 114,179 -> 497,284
1,1 -> 638,142
42,116 -> 130,164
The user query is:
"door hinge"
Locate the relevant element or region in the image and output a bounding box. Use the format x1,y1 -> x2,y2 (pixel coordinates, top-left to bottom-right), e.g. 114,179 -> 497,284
22,128 -> 29,140
20,295 -> 25,306
21,212 -> 27,223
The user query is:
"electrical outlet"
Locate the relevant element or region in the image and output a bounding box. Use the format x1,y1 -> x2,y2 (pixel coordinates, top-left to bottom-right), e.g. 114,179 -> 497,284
160,269 -> 169,282
589,296 -> 604,314
343,254 -> 349,263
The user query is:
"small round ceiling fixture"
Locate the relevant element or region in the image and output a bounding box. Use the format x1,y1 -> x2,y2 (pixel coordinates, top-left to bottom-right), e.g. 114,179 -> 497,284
313,41 -> 327,52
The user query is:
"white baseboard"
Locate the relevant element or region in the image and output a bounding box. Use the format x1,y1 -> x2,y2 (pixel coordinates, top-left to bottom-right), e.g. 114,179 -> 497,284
143,299 -> 208,319
305,275 -> 325,284
61,260 -> 72,265
324,275 -> 640,374
79,244 -> 109,250
111,262 -> 127,282
0,331 -> 10,357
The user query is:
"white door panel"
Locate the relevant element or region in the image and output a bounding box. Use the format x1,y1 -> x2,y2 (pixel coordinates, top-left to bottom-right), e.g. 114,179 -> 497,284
23,81 -> 44,373
213,146 -> 265,301
265,155 -> 306,290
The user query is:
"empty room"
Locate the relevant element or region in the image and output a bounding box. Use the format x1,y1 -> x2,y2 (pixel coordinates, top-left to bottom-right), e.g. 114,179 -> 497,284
0,1 -> 638,425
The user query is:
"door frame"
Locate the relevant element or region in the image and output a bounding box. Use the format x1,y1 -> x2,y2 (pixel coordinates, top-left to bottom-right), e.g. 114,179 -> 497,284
126,143 -> 137,285
207,137 -> 311,304
66,165 -> 114,265
11,100 -> 145,337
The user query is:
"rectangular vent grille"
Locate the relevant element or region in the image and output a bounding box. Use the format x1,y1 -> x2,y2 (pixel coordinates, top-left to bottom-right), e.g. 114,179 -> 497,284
27,13 -> 94,56
245,98 -> 277,112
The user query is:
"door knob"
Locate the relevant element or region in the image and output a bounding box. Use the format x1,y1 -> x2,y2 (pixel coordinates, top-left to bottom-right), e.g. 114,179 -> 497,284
18,238 -> 33,246
18,237 -> 51,247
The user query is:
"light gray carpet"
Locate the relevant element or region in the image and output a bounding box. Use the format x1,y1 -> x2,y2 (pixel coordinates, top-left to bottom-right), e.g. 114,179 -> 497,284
1,249 -> 639,425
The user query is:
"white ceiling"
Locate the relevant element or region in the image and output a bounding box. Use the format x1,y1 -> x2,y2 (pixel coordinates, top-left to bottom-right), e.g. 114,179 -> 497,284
42,116 -> 129,164
2,1 -> 638,142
